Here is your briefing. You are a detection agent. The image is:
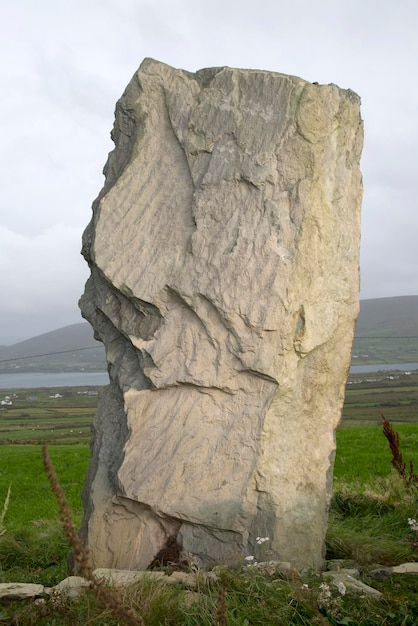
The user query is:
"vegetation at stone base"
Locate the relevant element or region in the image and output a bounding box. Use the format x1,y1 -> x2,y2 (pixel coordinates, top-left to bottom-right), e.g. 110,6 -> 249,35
0,425 -> 417,624
2,567 -> 418,626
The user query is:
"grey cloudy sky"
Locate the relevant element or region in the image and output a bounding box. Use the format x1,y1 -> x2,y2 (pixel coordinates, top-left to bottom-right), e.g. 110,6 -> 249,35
1,0 -> 417,345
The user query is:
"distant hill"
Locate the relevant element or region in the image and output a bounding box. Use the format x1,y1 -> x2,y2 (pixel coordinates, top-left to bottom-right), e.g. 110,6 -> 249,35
355,296 -> 418,337
0,296 -> 417,373
353,296 -> 418,365
0,323 -> 107,374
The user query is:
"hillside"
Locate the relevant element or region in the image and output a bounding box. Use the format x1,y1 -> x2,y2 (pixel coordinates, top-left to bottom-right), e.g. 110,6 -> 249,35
0,296 -> 417,373
355,295 -> 418,336
0,323 -> 106,374
352,296 -> 418,365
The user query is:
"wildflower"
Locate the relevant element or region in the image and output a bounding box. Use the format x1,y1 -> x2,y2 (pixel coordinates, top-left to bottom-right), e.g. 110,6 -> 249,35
317,582 -> 332,608
319,582 -> 331,596
244,555 -> 258,566
408,518 -> 418,532
255,536 -> 269,544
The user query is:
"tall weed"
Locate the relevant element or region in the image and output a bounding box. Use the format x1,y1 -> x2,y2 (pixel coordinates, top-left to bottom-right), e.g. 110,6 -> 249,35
0,484 -> 11,536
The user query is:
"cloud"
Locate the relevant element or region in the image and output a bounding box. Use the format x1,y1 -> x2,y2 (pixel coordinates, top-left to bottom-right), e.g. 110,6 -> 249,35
1,0 -> 418,342
0,225 -> 88,344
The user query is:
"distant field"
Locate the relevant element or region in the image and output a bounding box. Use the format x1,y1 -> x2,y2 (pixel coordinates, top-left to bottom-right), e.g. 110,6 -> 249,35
341,368 -> 418,428
0,369 -> 417,444
352,336 -> 418,365
0,386 -> 100,445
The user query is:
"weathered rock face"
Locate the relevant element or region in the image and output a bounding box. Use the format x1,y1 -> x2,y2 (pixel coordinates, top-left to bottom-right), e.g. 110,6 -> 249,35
79,58 -> 363,571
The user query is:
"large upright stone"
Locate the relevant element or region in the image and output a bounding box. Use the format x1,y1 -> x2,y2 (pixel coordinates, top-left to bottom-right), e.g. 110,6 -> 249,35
79,58 -> 363,571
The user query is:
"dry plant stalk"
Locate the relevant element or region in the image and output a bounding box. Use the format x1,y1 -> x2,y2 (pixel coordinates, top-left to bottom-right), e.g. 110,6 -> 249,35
381,413 -> 418,489
216,583 -> 227,626
0,484 -> 11,536
41,445 -> 144,626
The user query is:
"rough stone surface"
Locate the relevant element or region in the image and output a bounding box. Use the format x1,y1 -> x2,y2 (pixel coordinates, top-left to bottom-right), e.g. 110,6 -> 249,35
369,562 -> 418,580
51,576 -> 90,598
93,568 -> 166,586
323,570 -> 383,598
79,58 -> 363,571
0,583 -> 44,600
391,562 -> 418,574
55,568 -> 205,592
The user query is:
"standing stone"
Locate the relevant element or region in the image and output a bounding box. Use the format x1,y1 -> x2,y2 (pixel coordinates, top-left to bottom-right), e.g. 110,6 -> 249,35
79,58 -> 363,571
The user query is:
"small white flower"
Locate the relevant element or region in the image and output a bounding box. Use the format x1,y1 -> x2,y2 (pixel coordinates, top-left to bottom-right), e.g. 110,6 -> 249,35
256,536 -> 269,544
408,518 -> 418,532
317,581 -> 333,608
245,555 -> 255,561
319,582 -> 332,599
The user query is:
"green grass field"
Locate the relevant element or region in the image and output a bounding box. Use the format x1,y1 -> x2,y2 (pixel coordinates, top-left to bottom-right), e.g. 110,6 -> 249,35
0,378 -> 417,624
0,427 -> 417,624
